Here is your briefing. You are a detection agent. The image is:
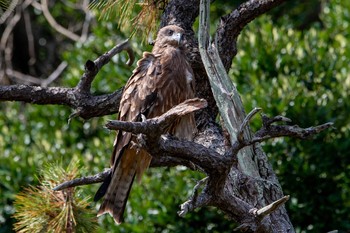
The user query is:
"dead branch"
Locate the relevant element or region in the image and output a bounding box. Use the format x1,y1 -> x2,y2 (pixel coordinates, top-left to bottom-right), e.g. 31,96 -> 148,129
250,195 -> 290,219
230,110 -> 334,163
40,0 -> 81,42
53,169 -> 111,191
76,39 -> 134,93
0,40 -> 134,119
238,107 -> 262,143
1,0 -> 333,231
216,0 -> 287,70
106,98 -> 208,135
178,177 -> 210,217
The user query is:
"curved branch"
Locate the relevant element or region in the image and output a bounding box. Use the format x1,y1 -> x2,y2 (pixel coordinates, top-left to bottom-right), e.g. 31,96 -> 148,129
76,39 -> 134,93
40,0 -> 81,42
216,0 -> 287,70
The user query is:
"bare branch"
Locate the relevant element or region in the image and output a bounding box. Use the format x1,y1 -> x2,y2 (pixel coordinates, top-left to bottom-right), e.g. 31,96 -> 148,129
42,61 -> 68,87
252,122 -> 334,142
261,114 -> 292,126
53,169 -> 111,191
238,107 -> 262,142
106,98 -> 208,135
76,39 -> 134,93
178,177 -> 210,217
5,69 -> 43,85
231,113 -> 334,155
249,195 -> 290,219
0,40 -> 134,119
40,0 -> 81,42
178,190 -> 211,217
216,0 -> 287,70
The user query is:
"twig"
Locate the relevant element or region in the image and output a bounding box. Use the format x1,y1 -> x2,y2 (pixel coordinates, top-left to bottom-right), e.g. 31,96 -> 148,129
249,195 -> 290,219
42,61 -> 68,87
5,69 -> 42,85
53,169 -> 111,191
261,114 -> 292,127
238,107 -> 262,142
76,39 -> 134,93
178,176 -> 209,217
80,0 -> 92,42
40,0 -> 81,42
178,178 -> 211,217
23,10 -> 36,66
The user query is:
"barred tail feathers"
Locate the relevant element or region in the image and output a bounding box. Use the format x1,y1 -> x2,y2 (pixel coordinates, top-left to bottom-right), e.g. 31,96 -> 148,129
97,148 -> 138,224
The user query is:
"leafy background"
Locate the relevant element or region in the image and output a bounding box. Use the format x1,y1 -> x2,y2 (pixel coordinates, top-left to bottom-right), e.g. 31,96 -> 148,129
1,0 -> 349,232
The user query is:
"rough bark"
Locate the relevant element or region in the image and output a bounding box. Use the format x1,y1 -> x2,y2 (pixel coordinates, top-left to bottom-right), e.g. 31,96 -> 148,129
0,0 -> 333,232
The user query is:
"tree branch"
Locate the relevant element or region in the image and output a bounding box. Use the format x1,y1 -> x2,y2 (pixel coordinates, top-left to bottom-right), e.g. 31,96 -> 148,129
0,40 -> 134,120
178,177 -> 211,217
216,0 -> 287,70
106,98 -> 226,175
53,169 -> 111,191
76,39 -> 134,93
106,98 -> 207,135
250,195 -> 290,219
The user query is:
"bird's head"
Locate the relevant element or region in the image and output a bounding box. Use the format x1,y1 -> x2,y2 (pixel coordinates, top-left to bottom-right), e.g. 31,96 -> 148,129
154,25 -> 186,48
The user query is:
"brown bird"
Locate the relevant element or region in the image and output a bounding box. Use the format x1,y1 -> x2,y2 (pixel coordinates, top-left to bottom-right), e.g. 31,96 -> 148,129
94,25 -> 196,224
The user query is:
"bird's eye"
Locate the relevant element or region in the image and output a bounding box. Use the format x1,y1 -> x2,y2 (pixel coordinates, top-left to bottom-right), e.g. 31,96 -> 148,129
167,30 -> 173,36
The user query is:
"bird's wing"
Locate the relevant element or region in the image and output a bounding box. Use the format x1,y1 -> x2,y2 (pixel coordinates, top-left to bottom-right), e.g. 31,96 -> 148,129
95,52 -> 162,223
96,47 -> 196,224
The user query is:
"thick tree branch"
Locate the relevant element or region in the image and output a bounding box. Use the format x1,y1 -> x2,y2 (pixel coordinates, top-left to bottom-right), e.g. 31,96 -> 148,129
106,98 -> 226,175
0,40 -> 134,119
106,98 -> 207,135
199,0 -> 258,178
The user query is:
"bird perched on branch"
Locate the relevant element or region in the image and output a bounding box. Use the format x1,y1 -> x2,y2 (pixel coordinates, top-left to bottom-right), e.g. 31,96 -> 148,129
94,25 -> 196,224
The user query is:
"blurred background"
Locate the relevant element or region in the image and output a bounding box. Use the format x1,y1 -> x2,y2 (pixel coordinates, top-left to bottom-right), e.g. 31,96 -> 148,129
0,0 -> 349,232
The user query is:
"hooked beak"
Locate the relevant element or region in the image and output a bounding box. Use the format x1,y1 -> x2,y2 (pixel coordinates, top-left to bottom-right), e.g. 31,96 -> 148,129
172,32 -> 183,45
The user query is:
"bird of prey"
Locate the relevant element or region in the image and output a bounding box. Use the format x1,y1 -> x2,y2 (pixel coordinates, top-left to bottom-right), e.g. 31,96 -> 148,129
94,25 -> 196,224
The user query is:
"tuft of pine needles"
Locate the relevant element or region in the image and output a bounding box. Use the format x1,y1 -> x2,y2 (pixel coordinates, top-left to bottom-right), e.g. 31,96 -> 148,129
89,0 -> 169,40
13,161 -> 98,233
0,0 -> 9,9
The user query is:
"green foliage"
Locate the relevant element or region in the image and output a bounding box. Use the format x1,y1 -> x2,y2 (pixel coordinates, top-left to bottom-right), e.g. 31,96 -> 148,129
1,0 -> 349,232
231,0 -> 350,232
1,2 -> 233,233
13,161 -> 98,233
89,0 -> 168,40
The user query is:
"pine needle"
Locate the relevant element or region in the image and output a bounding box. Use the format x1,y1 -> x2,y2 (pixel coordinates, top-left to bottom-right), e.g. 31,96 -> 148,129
13,160 -> 98,233
89,0 -> 169,41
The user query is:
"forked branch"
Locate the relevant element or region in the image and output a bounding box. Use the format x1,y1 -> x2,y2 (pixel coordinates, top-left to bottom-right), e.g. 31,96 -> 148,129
0,40 -> 134,120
